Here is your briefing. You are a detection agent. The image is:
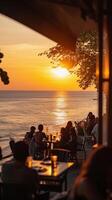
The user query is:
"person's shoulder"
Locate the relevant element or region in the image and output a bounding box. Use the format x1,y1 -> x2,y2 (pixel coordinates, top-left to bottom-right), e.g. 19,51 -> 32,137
77,178 -> 102,200
68,178 -> 89,200
25,132 -> 30,137
77,177 -> 90,191
2,160 -> 15,174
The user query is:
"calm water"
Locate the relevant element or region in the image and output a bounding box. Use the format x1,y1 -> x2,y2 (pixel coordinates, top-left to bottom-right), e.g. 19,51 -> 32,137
0,90 -> 98,148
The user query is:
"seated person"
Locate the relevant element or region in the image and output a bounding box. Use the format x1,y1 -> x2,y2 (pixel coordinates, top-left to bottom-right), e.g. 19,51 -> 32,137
91,117 -> 99,144
24,126 -> 36,145
76,121 -> 85,136
65,121 -> 77,155
86,112 -> 95,123
1,141 -> 38,200
59,127 -> 70,149
58,122 -> 77,161
34,124 -> 47,159
68,146 -> 112,200
86,112 -> 96,135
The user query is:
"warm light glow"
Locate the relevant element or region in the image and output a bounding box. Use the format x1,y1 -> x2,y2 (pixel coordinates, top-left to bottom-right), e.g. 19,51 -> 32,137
0,15 -> 95,91
54,95 -> 67,124
52,67 -> 69,78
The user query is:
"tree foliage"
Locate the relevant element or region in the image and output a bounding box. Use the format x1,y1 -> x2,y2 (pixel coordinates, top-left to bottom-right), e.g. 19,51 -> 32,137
39,31 -> 97,89
0,51 -> 9,85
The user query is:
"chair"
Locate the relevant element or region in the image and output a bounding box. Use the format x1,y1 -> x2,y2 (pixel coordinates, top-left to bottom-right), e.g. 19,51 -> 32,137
50,148 -> 71,162
85,135 -> 94,148
76,136 -> 86,161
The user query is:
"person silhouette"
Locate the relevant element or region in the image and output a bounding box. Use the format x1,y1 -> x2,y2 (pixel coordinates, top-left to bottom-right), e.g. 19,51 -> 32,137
1,141 -> 38,200
68,146 -> 112,200
34,124 -> 47,159
24,126 -> 36,145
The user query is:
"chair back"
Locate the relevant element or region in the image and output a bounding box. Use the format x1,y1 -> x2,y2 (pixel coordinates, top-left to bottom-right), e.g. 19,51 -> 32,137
76,136 -> 86,160
77,135 -> 85,144
50,148 -> 71,162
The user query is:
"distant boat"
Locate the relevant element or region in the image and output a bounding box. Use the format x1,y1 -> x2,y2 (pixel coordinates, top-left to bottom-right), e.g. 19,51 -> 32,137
93,98 -> 98,100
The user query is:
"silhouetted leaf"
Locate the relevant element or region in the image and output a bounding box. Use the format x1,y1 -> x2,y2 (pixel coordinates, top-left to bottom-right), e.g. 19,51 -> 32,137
0,51 -> 10,85
38,31 -> 97,89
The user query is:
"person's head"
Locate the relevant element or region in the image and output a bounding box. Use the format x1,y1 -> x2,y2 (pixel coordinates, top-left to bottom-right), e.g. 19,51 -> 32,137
30,126 -> 36,132
78,121 -> 85,128
88,112 -> 93,117
13,141 -> 29,163
38,124 -> 43,132
87,112 -> 94,120
66,121 -> 73,129
79,146 -> 112,194
60,127 -> 65,134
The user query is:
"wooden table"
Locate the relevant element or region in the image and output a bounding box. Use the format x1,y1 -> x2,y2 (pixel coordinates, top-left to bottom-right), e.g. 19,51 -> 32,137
0,159 -> 74,192
32,160 -> 74,192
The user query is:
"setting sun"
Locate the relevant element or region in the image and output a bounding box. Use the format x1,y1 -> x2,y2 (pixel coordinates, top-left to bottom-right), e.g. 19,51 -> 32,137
0,14 -> 80,91
52,66 -> 70,78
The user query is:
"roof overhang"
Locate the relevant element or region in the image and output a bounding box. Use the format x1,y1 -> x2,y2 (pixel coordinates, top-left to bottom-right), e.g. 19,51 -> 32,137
0,0 -> 97,50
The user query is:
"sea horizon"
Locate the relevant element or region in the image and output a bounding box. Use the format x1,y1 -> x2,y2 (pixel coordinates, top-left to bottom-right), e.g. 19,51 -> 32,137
0,89 -> 97,92
0,90 -> 98,149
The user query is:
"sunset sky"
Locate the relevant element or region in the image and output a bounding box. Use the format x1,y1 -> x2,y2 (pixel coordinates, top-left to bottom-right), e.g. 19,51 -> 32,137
0,14 -> 94,91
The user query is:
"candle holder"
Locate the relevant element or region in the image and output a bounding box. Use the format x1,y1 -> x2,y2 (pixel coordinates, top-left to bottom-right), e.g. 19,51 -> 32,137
51,155 -> 58,169
26,156 -> 32,168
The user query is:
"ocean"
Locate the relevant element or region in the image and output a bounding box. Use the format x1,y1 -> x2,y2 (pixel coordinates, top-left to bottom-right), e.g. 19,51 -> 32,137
0,90 -> 98,149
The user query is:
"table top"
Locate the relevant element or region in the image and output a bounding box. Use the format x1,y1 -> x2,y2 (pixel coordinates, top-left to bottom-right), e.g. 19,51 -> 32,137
32,160 -> 74,178
0,158 -> 74,179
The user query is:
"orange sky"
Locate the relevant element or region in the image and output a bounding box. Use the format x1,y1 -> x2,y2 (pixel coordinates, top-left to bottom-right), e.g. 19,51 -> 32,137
0,14 -> 94,91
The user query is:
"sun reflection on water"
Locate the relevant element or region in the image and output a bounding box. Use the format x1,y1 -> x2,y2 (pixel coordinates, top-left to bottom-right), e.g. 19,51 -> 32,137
54,92 -> 67,124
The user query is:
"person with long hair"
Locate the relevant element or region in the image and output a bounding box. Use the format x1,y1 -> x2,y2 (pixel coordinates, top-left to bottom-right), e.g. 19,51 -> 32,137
65,121 -> 77,153
68,146 -> 112,200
